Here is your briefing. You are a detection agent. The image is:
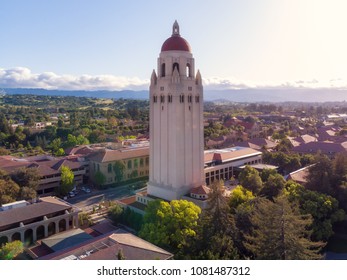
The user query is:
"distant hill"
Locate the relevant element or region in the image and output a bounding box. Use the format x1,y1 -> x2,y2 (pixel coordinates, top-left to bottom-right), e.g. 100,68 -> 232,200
1,87 -> 346,102
1,88 -> 149,100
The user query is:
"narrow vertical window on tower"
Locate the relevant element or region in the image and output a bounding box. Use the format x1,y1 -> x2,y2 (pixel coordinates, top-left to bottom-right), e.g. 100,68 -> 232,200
186,63 -> 191,77
161,63 -> 165,77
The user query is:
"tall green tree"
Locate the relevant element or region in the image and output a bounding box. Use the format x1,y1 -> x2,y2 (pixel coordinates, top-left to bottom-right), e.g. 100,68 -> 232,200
306,154 -> 333,194
286,180 -> 345,241
260,173 -> 286,200
60,165 -> 74,195
244,196 -> 325,260
139,199 -> 201,253
238,166 -> 263,194
113,161 -> 126,182
190,180 -> 238,259
94,170 -> 106,186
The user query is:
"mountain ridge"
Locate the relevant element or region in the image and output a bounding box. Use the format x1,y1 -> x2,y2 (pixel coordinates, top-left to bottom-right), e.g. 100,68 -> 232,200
1,87 -> 346,102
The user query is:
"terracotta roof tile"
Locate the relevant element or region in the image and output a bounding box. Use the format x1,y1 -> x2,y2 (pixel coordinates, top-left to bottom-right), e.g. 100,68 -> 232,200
88,147 -> 149,163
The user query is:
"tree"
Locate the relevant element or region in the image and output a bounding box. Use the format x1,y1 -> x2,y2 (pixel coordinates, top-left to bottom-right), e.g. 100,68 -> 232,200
260,173 -> 286,200
11,167 -> 40,190
238,166 -> 263,194
244,196 -> 325,260
0,178 -> 20,205
190,180 -> 238,259
60,165 -> 74,195
94,170 -> 106,186
55,148 -> 65,156
113,161 -> 126,182
229,185 -> 255,213
0,241 -> 24,260
50,138 -> 62,154
20,186 -> 37,201
76,134 -> 90,145
286,180 -> 345,241
109,203 -> 124,225
332,153 -> 347,188
306,154 -> 333,194
139,199 -> 201,253
117,248 -> 126,260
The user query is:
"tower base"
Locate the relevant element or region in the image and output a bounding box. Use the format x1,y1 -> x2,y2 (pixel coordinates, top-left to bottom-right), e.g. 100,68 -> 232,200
147,182 -> 192,201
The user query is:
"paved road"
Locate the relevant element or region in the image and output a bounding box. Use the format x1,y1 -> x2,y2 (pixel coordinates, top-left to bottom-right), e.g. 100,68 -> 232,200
67,184 -> 141,211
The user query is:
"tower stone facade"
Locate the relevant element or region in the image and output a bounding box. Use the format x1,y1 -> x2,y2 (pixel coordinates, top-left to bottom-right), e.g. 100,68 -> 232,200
147,21 -> 204,201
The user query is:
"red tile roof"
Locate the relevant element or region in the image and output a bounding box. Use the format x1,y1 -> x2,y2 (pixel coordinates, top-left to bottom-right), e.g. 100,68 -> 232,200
191,185 -> 210,195
292,141 -> 347,155
0,197 -> 74,228
88,147 -> 149,163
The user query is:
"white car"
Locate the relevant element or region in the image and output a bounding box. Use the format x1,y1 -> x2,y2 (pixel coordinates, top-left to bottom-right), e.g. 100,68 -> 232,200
68,191 -> 75,197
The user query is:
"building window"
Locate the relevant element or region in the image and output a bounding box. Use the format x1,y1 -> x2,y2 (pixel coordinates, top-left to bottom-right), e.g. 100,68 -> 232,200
127,160 -> 132,170
153,95 -> 157,103
140,158 -> 144,167
108,163 -> 112,173
168,95 -> 172,103
186,63 -> 191,77
161,63 -> 165,77
180,94 -> 184,103
195,96 -> 200,103
145,157 -> 149,166
188,86 -> 192,91
134,158 -> 138,168
188,95 -> 192,103
160,95 -> 165,103
97,164 -> 100,171
173,62 -> 179,73
160,86 -> 164,91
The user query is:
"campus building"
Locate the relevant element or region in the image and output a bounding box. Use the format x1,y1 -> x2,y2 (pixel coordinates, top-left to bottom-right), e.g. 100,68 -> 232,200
0,197 -> 80,246
87,146 -> 149,186
147,21 -> 205,201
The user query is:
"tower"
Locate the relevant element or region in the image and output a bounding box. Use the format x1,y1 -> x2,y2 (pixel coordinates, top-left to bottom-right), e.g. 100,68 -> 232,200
147,21 -> 204,201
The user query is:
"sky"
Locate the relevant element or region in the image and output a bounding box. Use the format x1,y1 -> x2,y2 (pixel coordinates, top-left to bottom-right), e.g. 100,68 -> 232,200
1,0 -> 347,91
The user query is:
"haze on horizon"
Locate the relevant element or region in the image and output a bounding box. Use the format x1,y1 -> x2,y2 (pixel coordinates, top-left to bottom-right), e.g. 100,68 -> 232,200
1,0 -> 347,92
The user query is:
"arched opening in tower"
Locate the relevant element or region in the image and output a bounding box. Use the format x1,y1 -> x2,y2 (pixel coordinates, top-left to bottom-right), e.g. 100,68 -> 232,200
173,63 -> 179,74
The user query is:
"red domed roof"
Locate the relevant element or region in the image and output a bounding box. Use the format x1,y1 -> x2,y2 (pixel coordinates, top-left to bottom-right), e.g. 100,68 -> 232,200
161,35 -> 191,52
161,21 -> 191,52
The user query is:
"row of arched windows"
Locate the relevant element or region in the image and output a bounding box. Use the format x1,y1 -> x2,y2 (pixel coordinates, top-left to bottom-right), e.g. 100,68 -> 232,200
153,94 -> 200,103
160,63 -> 192,78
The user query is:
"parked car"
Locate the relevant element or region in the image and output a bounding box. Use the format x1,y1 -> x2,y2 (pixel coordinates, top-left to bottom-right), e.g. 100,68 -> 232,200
68,191 -> 75,197
84,188 -> 91,193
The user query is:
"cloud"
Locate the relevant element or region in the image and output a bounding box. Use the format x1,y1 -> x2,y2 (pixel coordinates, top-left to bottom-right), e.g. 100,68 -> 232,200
0,67 -> 150,91
203,76 -> 347,90
1,67 -> 346,91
